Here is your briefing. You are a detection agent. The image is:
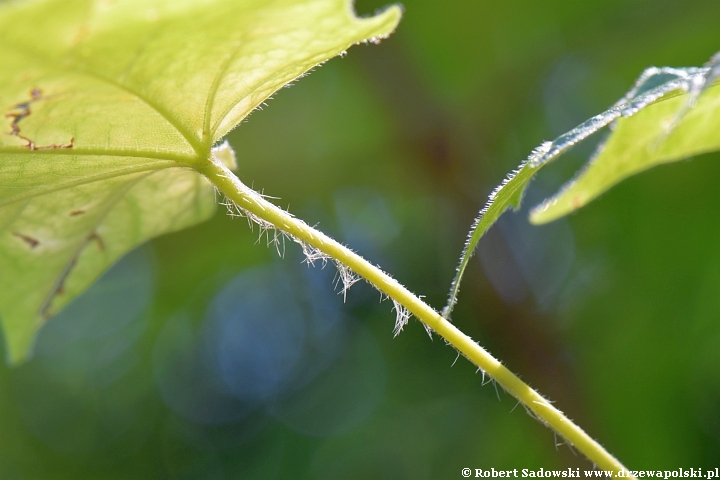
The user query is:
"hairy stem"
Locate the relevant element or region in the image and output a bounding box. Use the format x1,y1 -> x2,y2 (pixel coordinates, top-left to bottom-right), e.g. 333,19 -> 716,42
199,157 -> 633,477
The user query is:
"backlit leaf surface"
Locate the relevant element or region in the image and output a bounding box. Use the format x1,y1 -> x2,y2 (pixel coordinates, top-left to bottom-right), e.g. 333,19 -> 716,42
531,84 -> 720,223
444,55 -> 720,318
0,0 -> 400,362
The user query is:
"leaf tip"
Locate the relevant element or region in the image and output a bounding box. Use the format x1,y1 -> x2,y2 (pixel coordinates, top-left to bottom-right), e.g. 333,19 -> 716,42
348,1 -> 403,41
529,189 -> 587,225
528,202 -> 556,225
0,320 -> 36,366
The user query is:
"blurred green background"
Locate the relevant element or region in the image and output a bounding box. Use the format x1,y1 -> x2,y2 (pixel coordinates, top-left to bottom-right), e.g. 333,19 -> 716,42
2,0 -> 720,478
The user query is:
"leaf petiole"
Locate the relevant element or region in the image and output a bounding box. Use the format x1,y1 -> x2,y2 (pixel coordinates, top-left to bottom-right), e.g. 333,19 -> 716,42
199,155 -> 634,477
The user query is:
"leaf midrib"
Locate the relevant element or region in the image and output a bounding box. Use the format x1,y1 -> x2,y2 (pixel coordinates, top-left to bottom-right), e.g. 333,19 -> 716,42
0,160 -> 178,208
202,32 -> 247,140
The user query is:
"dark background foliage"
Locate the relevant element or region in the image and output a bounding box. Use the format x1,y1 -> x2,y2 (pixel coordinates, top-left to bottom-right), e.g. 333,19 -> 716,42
1,0 -> 720,478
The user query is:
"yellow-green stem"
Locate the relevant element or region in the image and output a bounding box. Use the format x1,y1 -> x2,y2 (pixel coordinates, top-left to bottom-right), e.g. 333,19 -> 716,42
200,157 -> 633,477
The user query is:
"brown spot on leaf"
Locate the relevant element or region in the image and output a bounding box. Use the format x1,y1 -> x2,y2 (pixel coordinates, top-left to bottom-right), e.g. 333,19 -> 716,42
13,232 -> 39,249
30,137 -> 75,151
70,210 -> 86,217
89,232 -> 105,252
5,89 -> 74,150
39,230 -> 104,319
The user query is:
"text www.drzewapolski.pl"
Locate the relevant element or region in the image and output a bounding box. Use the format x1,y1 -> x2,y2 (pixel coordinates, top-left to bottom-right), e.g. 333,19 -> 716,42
461,468 -> 720,479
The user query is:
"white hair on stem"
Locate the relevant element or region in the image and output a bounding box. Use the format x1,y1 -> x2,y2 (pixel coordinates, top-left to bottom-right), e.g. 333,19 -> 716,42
295,240 -> 331,267
332,260 -> 361,301
218,191 -> 437,341
391,299 -> 411,337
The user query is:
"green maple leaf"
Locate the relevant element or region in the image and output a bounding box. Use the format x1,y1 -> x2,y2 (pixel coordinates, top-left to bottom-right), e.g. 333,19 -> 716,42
531,73 -> 720,223
0,0 -> 400,363
444,55 -> 720,318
